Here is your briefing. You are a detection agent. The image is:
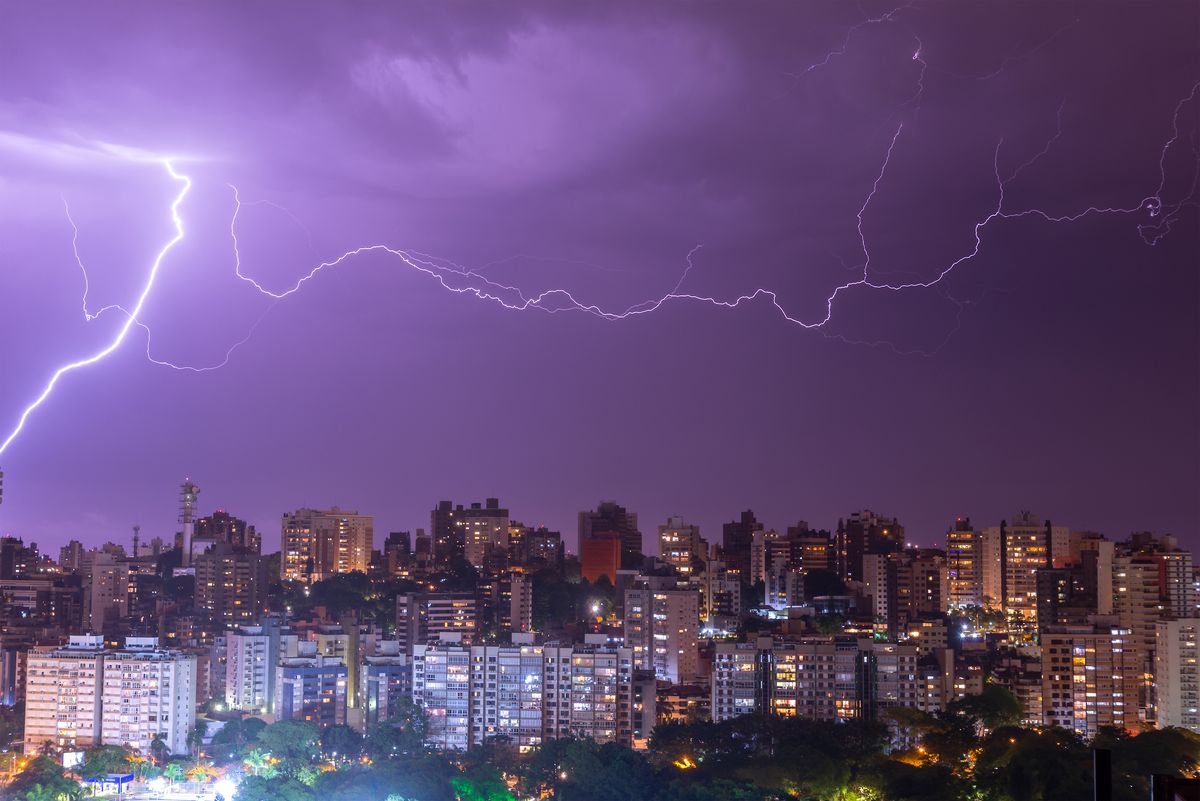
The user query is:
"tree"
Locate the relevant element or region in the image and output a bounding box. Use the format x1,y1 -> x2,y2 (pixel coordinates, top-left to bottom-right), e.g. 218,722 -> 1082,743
163,763 -> 186,785
364,701 -> 427,759
187,721 -> 208,758
149,733 -> 170,766
243,748 -> 280,779
80,745 -> 131,778
948,683 -> 1023,731
256,720 -> 321,765
212,717 -> 268,761
320,725 -> 362,761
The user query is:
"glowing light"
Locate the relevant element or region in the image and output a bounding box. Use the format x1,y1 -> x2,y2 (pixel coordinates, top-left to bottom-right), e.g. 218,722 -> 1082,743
215,777 -> 237,799
0,159 -> 190,457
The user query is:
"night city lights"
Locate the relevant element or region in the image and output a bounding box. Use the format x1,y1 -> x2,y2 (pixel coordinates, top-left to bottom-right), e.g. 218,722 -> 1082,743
0,3 -> 1198,801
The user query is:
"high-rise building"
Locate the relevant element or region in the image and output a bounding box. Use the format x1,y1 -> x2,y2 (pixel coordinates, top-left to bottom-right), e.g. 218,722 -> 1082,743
431,499 -> 508,570
469,638 -> 546,751
711,637 -> 921,723
983,512 -> 1062,632
543,637 -> 636,746
624,577 -> 700,683
81,549 -> 129,633
580,532 -> 622,584
383,531 -> 412,578
195,544 -> 263,627
281,507 -> 374,583
578,501 -> 642,561
721,510 -> 763,580
24,635 -> 106,753
1041,620 -> 1140,738
835,510 -> 904,584
658,516 -> 705,577
58,540 -> 85,574
276,650 -> 348,728
100,638 -> 197,755
0,537 -> 39,579
24,635 -> 195,755
362,642 -> 412,729
1155,619 -> 1200,732
193,510 -> 261,554
411,638 -> 472,749
946,518 -> 982,608
225,621 -> 283,715
395,592 -> 480,652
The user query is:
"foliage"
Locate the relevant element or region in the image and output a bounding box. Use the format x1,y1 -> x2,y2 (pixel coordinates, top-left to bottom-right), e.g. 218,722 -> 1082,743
365,701 -> 428,759
256,720 -> 322,766
9,756 -> 82,801
80,745 -> 132,778
320,724 -> 363,760
211,717 -> 268,760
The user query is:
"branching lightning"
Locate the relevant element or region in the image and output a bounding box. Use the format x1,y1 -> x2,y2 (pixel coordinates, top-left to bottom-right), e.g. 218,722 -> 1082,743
0,160 -> 191,456
1,15 -> 1197,459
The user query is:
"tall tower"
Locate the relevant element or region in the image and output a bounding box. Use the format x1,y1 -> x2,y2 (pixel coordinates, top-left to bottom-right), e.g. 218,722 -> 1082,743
132,524 -> 141,558
179,479 -> 200,566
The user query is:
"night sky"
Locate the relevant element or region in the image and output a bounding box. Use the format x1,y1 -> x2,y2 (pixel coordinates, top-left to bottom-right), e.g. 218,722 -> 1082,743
0,2 -> 1197,554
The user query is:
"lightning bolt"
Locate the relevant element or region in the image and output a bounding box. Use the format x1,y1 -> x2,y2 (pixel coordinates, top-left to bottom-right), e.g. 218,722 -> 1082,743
0,160 -> 191,456
1,66 -> 1196,457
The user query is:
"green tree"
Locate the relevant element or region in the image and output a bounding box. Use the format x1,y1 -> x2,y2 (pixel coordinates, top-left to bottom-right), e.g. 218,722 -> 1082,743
80,745 -> 131,778
243,748 -> 280,779
211,717 -> 268,761
256,720 -> 321,765
187,721 -> 208,758
149,733 -> 170,766
320,724 -> 362,761
163,763 -> 186,785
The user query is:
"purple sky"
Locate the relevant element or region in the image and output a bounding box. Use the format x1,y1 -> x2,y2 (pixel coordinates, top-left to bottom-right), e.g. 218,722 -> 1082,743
0,2 -> 1197,555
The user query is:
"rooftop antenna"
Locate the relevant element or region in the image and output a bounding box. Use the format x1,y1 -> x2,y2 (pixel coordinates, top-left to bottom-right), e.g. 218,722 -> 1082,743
179,479 -> 200,566
132,524 -> 141,557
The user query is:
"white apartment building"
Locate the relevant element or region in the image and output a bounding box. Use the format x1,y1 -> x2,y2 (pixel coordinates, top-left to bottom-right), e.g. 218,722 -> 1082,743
24,636 -> 195,756
624,579 -> 700,683
1155,619 -> 1200,732
100,638 -> 196,755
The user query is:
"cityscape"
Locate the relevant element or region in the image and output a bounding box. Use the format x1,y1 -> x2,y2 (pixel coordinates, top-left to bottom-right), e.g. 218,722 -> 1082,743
1,3 -> 1198,801
0,491 -> 1198,800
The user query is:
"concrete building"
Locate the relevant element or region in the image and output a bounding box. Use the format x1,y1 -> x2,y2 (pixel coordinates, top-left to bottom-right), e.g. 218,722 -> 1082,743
1155,619 -> 1200,732
195,544 -> 262,627
431,499 -> 508,570
983,512 -> 1063,632
658,516 -> 705,577
578,501 -> 642,561
411,638 -> 472,749
81,550 -> 129,633
225,622 -> 282,715
24,635 -> 106,753
624,578 -> 700,683
1041,620 -> 1140,738
395,592 -> 480,652
580,532 -> 622,584
945,518 -> 982,609
835,510 -> 905,584
362,642 -> 412,729
543,638 -> 635,746
24,635 -> 195,756
100,638 -> 197,755
275,649 -> 348,728
469,638 -> 546,751
281,507 -> 374,583
712,637 -> 920,723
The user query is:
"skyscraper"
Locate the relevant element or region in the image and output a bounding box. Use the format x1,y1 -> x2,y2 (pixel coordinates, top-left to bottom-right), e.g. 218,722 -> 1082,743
658,516 -> 705,577
281,507 -> 374,582
721,510 -> 763,580
578,501 -> 643,561
835,510 -> 904,584
945,518 -> 982,608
